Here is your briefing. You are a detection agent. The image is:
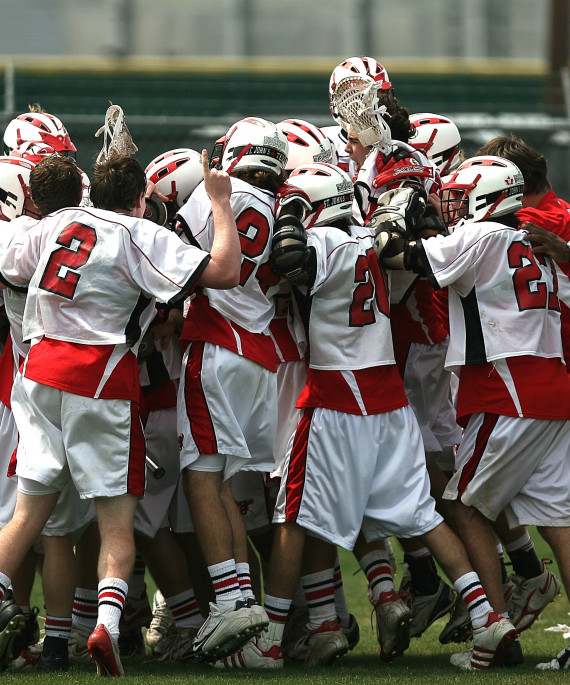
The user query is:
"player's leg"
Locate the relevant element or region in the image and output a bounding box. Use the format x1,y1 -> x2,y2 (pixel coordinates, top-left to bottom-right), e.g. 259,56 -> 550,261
494,516 -> 560,633
0,487 -> 58,670
87,493 -> 137,677
136,527 -> 203,661
534,526 -> 570,670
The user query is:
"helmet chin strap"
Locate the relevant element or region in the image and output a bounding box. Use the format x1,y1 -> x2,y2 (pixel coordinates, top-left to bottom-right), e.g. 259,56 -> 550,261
480,191 -> 507,222
226,143 -> 253,175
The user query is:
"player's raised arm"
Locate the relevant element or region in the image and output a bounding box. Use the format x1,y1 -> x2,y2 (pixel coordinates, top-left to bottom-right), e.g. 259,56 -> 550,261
197,149 -> 241,289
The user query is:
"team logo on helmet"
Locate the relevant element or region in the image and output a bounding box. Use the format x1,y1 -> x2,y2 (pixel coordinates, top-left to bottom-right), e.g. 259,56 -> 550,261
336,179 -> 353,194
263,132 -> 288,152
313,144 -> 333,164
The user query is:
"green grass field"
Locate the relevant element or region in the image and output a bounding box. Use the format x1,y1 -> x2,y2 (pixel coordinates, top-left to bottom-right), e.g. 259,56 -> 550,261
6,529 -> 570,683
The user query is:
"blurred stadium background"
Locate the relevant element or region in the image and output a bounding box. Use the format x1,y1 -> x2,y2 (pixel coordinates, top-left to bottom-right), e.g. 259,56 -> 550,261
1,0 -> 569,194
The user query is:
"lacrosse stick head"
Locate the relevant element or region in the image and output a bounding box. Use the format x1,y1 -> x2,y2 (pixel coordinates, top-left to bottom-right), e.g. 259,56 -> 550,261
333,77 -> 392,153
95,104 -> 138,164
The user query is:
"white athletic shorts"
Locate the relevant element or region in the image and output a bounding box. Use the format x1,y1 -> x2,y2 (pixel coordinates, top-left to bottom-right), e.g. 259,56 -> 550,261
168,470 -> 272,535
134,406 -> 180,538
443,413 -> 570,528
401,340 -> 462,466
178,342 -> 277,480
11,375 -> 146,499
272,360 -> 305,478
18,475 -> 95,536
273,404 -> 442,550
0,402 -> 18,528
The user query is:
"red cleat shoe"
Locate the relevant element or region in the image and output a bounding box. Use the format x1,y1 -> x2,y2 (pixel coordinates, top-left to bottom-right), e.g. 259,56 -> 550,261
87,624 -> 124,677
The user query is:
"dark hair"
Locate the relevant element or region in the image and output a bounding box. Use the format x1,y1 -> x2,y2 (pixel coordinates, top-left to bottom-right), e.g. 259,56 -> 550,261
90,152 -> 146,211
476,134 -> 550,195
232,167 -> 286,194
30,155 -> 82,216
376,91 -> 415,143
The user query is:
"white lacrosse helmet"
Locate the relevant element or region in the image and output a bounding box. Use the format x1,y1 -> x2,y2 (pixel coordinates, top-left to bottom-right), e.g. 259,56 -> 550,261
329,57 -> 392,127
288,162 -> 354,229
333,78 -> 392,153
3,112 -> 76,155
0,156 -> 36,221
409,113 -> 462,176
441,156 -> 524,231
145,148 -> 203,210
276,119 -> 334,170
221,117 -> 288,176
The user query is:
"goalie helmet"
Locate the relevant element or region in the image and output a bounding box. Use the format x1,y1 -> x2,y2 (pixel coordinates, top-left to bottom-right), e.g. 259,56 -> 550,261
333,78 -> 392,153
329,57 -> 392,127
440,155 -> 524,231
409,113 -> 462,176
288,162 -> 354,229
145,148 -> 203,210
0,156 -> 36,221
276,119 -> 334,170
221,117 -> 288,176
3,112 -> 76,155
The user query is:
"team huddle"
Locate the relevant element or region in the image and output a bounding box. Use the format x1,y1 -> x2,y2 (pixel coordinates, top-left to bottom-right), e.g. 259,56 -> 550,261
0,55 -> 567,676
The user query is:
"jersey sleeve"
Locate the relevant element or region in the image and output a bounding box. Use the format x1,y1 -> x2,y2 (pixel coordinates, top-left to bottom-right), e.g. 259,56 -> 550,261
125,220 -> 211,304
0,219 -> 49,289
420,224 -> 500,294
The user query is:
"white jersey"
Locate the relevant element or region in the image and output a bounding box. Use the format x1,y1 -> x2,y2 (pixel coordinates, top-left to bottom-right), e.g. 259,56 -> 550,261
301,224 -> 394,370
420,220 -> 567,370
0,206 -> 209,349
177,176 -> 278,334
0,215 -> 38,361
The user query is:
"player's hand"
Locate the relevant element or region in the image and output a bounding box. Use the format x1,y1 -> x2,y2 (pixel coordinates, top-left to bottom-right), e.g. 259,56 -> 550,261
522,221 -> 570,263
145,179 -> 169,203
202,149 -> 232,203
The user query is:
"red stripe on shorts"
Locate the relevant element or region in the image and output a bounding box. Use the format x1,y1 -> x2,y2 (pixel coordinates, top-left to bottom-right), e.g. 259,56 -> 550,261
457,413 -> 499,499
284,408 -> 313,521
127,401 -> 146,496
185,342 -> 217,455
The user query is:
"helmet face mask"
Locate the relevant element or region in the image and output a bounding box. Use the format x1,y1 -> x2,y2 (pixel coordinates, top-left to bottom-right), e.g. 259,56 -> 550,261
288,163 -> 354,228
441,156 -> 524,231
221,117 -> 288,177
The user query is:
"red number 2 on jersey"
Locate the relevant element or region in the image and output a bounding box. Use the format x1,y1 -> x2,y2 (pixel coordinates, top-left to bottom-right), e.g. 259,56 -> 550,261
349,247 -> 390,326
508,241 -> 560,312
39,222 -> 97,299
236,208 -> 271,287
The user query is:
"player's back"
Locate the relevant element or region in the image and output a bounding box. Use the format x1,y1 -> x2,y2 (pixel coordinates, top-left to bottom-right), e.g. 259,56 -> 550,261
179,176 -> 278,333
298,223 -> 394,371
3,206 -> 205,347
